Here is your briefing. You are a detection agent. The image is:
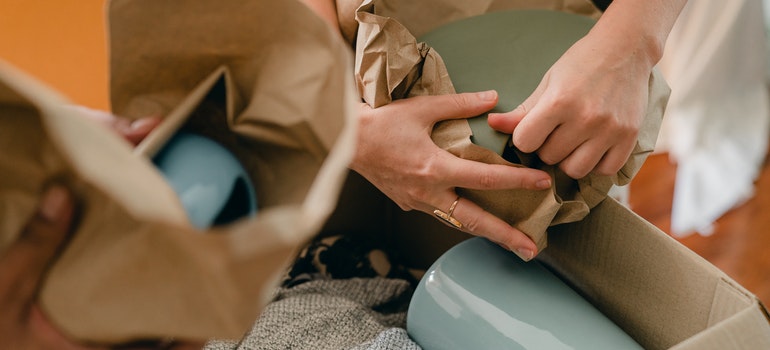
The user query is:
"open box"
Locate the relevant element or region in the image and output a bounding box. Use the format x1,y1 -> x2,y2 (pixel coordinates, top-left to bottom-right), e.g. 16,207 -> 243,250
323,172 -> 770,349
333,2 -> 770,348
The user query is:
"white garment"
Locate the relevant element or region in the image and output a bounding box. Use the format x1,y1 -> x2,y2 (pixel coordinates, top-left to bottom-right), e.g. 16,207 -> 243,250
656,0 -> 770,236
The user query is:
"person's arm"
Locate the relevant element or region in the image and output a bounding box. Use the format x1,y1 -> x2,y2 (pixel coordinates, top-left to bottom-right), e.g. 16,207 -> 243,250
301,0 -> 553,259
488,0 -> 688,179
0,118 -> 201,349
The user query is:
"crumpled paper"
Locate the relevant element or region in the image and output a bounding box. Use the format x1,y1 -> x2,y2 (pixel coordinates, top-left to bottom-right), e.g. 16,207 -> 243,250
353,0 -> 669,251
0,0 -> 356,344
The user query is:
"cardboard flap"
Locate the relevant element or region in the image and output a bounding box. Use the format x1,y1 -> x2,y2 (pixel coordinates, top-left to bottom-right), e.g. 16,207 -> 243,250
539,198 -> 770,349
671,305 -> 770,350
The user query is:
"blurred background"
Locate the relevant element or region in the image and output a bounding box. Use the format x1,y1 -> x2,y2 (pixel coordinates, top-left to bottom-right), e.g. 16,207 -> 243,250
1,0 -> 768,301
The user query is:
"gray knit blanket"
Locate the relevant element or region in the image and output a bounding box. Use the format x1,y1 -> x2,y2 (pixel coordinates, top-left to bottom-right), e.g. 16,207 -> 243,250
205,235 -> 424,350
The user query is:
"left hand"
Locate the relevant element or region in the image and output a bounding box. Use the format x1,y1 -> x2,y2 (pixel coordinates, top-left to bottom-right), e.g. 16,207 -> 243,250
0,185 -> 205,349
487,32 -> 651,179
0,185 -> 95,350
68,105 -> 161,146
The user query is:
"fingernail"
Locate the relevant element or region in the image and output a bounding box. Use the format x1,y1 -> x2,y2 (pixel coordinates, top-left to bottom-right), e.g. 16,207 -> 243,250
516,248 -> 535,262
40,185 -> 70,222
478,90 -> 497,101
129,117 -> 157,131
536,179 -> 552,189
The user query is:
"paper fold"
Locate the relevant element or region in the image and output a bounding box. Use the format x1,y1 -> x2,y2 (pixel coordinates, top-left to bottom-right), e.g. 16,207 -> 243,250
353,1 -> 669,251
0,0 -> 357,343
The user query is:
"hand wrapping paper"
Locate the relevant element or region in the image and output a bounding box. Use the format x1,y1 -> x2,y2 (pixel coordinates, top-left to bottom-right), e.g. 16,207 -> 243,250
353,0 -> 670,252
0,0 -> 357,344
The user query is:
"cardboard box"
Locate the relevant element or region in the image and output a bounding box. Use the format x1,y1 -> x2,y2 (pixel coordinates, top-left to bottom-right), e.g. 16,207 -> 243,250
324,174 -> 770,349
336,2 -> 770,347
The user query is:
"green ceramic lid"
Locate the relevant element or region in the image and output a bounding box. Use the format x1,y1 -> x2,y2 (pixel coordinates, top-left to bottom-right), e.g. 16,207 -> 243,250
419,10 -> 595,155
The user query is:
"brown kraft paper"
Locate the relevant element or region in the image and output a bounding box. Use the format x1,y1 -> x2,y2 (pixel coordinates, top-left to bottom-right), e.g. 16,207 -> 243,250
352,0 -> 670,252
0,0 -> 357,344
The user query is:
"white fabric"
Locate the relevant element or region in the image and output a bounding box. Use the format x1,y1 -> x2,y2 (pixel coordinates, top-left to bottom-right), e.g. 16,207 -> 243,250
655,0 -> 770,236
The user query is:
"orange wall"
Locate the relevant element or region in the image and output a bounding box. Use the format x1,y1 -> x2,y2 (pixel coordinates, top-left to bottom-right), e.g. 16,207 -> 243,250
0,0 -> 109,110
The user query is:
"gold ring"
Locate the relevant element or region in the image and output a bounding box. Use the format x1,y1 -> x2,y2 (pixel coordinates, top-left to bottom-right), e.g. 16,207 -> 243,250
433,196 -> 462,229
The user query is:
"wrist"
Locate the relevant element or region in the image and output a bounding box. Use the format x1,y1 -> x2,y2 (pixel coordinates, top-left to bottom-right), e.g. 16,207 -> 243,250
591,0 -> 687,69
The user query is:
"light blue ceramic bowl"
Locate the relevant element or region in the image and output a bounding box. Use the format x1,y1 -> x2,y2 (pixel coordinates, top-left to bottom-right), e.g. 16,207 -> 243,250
153,131 -> 257,229
407,237 -> 642,349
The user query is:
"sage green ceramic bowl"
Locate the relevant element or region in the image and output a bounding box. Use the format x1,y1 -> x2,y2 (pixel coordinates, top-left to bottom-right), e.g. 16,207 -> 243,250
407,237 -> 642,349
153,131 -> 257,229
407,10 -> 643,349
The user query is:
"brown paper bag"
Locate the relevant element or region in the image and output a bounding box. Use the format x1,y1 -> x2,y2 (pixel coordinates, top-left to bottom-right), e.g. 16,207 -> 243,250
352,0 -> 669,252
0,0 -> 357,343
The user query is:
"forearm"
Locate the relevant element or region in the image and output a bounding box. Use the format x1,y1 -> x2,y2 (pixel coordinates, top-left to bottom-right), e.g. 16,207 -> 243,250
591,0 -> 687,68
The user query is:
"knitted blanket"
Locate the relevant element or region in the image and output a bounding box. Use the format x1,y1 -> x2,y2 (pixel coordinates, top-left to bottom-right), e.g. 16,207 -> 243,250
205,235 -> 423,350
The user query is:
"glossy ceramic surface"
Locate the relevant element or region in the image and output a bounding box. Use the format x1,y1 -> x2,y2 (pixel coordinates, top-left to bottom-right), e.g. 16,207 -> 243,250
407,237 -> 642,349
153,131 -> 257,229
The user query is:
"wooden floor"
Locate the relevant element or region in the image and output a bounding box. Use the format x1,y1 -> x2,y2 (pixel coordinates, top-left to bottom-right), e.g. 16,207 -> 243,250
628,152 -> 770,304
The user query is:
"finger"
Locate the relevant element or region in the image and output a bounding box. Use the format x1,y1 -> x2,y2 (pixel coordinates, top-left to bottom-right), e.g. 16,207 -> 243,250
117,117 -> 162,146
594,141 -> 636,177
0,185 -> 74,309
28,305 -> 107,350
406,90 -> 499,123
68,105 -> 160,146
487,76 -> 549,135
439,196 -> 537,261
486,106 -> 525,134
557,139 -> 609,179
439,154 -> 552,191
534,124 -> 590,166
510,97 -> 564,154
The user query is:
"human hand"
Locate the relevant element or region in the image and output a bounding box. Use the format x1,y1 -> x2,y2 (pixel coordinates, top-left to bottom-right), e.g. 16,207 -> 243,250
487,32 -> 652,179
0,185 -> 93,350
68,105 -> 161,146
0,185 -> 203,349
351,91 -> 552,260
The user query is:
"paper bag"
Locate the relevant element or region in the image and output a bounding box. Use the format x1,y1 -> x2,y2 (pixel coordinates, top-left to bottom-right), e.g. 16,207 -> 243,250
353,0 -> 669,251
0,0 -> 357,343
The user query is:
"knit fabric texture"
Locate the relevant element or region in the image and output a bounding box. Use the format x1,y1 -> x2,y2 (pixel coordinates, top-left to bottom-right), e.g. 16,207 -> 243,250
204,235 -> 423,350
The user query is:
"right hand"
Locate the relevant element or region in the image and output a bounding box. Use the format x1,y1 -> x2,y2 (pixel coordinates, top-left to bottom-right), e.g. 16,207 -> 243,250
350,91 -> 552,260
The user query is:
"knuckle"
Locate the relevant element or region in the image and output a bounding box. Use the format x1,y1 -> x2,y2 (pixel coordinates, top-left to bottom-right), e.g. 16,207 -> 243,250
404,186 -> 431,205
596,162 -> 623,176
477,171 -> 500,190
620,123 -> 640,140
450,93 -> 472,112
538,151 -> 560,165
562,163 -> 589,179
462,213 -> 482,233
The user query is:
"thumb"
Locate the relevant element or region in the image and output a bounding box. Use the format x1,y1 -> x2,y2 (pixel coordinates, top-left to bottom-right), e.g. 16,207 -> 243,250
0,185 -> 75,309
411,90 -> 499,124
487,103 -> 527,134
487,71 -> 550,134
